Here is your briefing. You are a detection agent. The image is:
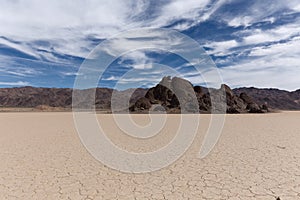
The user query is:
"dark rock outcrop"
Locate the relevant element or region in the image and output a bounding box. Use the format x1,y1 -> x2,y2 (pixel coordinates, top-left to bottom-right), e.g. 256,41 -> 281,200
130,97 -> 151,111
239,93 -> 268,113
132,77 -> 268,114
142,76 -> 198,113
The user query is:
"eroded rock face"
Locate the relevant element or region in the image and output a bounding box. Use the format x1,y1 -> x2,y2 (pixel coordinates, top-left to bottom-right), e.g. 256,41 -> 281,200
130,97 -> 151,111
139,76 -> 198,113
145,76 -> 173,104
240,93 -> 268,113
132,77 -> 268,114
220,84 -> 246,113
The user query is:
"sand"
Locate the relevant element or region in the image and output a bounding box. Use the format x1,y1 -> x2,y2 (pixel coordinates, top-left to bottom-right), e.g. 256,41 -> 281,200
0,112 -> 300,199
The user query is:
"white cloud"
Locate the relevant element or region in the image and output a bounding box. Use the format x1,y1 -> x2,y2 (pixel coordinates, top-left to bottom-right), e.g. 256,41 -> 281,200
0,0 -> 139,39
0,0 -> 226,61
94,28 -> 194,72
224,0 -> 289,27
220,36 -> 300,91
0,56 -> 42,77
0,37 -> 40,59
286,0 -> 300,12
204,19 -> 300,91
102,76 -> 119,81
205,21 -> 300,58
149,0 -> 209,27
0,0 -> 231,64
205,40 -> 239,56
0,81 -> 30,86
249,36 -> 300,57
223,0 -> 300,29
61,72 -> 83,76
228,16 -> 254,27
0,0 -> 150,61
241,23 -> 300,45
1,0 -> 300,90
220,65 -> 300,91
118,51 -> 154,69
149,0 -> 227,30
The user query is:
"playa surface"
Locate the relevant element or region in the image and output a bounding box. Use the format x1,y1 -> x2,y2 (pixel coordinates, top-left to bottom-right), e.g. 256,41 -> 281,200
0,112 -> 300,199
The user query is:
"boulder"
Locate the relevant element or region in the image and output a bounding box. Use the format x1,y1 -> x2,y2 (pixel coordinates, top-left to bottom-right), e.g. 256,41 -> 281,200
131,97 -> 151,111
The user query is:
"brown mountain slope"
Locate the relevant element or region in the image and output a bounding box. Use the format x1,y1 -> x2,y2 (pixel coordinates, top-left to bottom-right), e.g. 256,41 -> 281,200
0,87 -> 147,110
233,87 -> 300,110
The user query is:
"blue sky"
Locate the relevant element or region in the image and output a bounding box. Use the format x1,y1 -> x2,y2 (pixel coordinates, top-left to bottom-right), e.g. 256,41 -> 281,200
0,0 -> 300,90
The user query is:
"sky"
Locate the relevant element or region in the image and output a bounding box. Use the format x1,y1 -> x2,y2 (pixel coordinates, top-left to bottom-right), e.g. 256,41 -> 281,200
0,0 -> 300,91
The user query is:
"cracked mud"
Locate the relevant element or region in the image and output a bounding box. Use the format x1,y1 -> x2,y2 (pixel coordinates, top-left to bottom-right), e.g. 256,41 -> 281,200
0,112 -> 300,199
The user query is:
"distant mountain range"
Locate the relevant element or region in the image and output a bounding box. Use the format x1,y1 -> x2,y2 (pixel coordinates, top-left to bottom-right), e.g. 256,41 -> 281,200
0,77 -> 299,113
0,86 -> 146,111
233,87 -> 300,110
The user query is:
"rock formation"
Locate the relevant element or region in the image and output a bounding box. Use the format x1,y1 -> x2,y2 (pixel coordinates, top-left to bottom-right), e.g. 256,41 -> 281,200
132,76 -> 268,114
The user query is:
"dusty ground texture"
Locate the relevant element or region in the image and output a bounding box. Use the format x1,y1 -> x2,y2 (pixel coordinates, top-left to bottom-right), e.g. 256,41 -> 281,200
0,112 -> 300,200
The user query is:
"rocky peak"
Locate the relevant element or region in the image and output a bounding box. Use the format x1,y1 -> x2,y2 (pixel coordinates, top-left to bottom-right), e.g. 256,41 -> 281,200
133,77 -> 268,114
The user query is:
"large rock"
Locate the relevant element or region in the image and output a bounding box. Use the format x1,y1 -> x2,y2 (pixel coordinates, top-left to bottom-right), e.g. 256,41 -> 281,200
133,76 -> 199,113
133,77 -> 268,114
220,84 -> 246,113
130,97 -> 151,111
240,92 -> 268,113
145,76 -> 173,104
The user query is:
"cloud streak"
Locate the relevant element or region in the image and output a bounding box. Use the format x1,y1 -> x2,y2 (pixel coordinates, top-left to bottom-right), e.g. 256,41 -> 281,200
0,0 -> 300,90
0,81 -> 30,86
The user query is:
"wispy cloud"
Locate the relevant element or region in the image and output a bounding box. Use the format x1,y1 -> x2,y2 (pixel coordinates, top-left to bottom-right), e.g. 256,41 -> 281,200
0,0 -> 300,90
0,81 -> 30,86
0,0 -> 223,61
222,0 -> 297,27
61,72 -> 83,76
219,35 -> 300,91
118,51 -> 154,70
205,40 -> 239,56
0,56 -> 42,77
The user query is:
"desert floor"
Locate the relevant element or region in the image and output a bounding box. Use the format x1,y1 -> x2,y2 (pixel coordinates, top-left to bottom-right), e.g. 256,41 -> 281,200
0,112 -> 300,200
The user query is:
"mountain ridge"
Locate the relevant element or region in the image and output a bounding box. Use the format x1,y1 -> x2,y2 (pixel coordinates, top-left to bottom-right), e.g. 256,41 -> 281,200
233,87 -> 300,110
0,77 -> 299,112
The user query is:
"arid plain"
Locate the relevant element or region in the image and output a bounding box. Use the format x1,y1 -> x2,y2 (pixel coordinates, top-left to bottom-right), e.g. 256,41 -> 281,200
1,112 -> 300,200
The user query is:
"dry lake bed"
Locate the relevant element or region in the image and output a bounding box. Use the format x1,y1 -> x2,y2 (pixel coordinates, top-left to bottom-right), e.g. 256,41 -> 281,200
0,112 -> 300,199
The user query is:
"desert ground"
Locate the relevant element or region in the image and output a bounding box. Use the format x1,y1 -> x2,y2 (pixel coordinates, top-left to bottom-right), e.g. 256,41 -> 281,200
0,112 -> 300,200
